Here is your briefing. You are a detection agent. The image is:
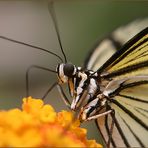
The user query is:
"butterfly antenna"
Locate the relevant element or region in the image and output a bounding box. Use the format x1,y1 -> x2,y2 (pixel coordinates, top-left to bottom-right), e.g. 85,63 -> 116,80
0,36 -> 63,63
48,1 -> 67,63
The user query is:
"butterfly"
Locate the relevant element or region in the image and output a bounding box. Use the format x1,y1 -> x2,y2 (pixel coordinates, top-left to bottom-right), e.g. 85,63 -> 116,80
48,7 -> 147,145
55,26 -> 148,148
0,3 -> 148,147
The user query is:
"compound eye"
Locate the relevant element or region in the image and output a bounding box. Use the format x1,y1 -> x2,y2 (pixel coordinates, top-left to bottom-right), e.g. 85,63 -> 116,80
64,63 -> 75,77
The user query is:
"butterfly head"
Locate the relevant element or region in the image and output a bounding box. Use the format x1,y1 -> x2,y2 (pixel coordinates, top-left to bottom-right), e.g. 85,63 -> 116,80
57,63 -> 77,83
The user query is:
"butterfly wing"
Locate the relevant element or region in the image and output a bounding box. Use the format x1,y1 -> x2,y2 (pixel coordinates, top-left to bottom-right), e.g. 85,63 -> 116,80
84,37 -> 118,71
97,27 -> 148,76
84,18 -> 148,71
85,26 -> 148,147
97,27 -> 148,147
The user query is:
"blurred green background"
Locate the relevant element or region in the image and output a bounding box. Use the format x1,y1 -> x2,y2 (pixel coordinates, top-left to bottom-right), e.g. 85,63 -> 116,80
0,0 -> 147,144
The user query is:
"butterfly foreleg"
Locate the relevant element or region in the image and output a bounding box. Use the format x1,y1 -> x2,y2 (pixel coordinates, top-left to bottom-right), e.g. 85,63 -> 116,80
57,84 -> 71,109
42,82 -> 58,100
26,65 -> 57,97
85,108 -> 113,121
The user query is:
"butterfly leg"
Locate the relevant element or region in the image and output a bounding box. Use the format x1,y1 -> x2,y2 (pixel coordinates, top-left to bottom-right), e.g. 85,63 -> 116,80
106,109 -> 115,148
26,65 -> 57,97
85,109 -> 113,121
85,108 -> 114,148
42,82 -> 58,100
57,84 -> 71,109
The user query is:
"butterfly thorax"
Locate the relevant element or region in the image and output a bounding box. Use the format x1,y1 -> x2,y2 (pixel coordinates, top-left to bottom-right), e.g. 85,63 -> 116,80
56,63 -> 107,112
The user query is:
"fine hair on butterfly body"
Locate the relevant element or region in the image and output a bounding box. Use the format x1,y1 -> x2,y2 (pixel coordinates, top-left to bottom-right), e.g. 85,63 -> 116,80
0,2 -> 148,148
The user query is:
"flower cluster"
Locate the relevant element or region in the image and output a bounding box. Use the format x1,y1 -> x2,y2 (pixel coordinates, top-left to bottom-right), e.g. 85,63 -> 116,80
0,97 -> 102,147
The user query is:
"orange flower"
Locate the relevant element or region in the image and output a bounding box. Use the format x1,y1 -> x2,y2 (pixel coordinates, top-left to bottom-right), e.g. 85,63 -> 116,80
0,97 -> 102,147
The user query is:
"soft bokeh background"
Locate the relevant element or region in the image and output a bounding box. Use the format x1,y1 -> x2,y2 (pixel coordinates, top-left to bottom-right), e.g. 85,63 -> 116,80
0,0 -> 147,144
